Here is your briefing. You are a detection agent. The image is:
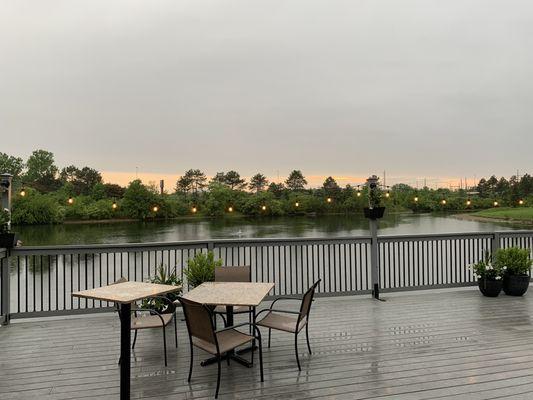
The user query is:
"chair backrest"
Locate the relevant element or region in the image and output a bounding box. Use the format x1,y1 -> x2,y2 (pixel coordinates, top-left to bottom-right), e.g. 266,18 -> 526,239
177,296 -> 217,345
298,280 -> 321,323
110,277 -> 128,285
215,266 -> 251,283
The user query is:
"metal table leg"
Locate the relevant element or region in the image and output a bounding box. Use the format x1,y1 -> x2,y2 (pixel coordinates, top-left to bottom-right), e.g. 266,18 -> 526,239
119,303 -> 131,400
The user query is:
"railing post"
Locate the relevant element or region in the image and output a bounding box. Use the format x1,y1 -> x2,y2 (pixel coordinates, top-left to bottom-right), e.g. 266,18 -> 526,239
369,220 -> 380,300
207,241 -> 214,252
1,250 -> 10,325
492,232 -> 501,259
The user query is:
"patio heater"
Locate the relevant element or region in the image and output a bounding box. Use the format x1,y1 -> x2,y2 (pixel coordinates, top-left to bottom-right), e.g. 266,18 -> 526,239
364,175 -> 385,301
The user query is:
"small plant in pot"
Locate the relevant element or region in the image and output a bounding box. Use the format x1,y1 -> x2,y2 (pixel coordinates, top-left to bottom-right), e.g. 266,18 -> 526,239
494,247 -> 532,296
184,251 -> 222,289
471,251 -> 503,297
0,208 -> 18,249
141,264 -> 182,313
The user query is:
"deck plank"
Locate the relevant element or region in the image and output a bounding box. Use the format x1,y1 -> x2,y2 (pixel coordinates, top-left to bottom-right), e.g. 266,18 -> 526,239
1,288 -> 533,399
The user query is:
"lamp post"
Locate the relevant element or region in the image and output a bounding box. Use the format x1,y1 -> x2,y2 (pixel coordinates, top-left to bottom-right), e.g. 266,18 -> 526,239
364,175 -> 384,301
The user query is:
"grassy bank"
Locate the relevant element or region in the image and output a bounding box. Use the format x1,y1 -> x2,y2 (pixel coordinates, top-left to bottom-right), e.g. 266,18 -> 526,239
469,207 -> 533,224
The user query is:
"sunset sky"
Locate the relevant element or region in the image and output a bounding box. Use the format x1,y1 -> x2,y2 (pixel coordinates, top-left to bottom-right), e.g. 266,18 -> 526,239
1,0 -> 531,189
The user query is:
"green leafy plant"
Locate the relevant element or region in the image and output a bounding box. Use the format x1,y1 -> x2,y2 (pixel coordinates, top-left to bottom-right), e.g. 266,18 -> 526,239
494,247 -> 532,276
141,264 -> 182,313
471,250 -> 503,280
0,208 -> 10,234
184,251 -> 222,288
368,186 -> 382,209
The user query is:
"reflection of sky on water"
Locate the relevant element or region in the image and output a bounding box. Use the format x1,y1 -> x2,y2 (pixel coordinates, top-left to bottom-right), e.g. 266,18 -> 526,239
16,213 -> 522,246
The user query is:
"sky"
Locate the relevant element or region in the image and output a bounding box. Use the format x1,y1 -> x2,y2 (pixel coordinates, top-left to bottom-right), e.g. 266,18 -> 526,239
1,0 -> 532,188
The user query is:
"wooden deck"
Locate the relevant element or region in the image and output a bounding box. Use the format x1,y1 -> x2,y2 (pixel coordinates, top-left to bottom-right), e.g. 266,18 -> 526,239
2,288 -> 533,399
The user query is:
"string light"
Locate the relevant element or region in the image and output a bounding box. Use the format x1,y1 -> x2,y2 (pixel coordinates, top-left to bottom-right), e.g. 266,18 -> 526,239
67,197 -> 74,205
228,206 -> 233,213
518,199 -> 524,205
493,201 -> 499,207
295,202 -> 299,207
192,206 -> 197,213
261,205 -> 267,211
385,191 -> 390,198
326,197 -> 332,203
20,188 -> 26,197
356,191 -> 361,197
413,196 -> 418,202
112,201 -> 117,210
466,199 -> 472,206
152,205 -> 159,212
441,199 -> 447,205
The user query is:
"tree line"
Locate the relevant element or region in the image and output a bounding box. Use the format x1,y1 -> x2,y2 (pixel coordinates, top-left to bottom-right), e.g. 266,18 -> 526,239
1,150 -> 531,225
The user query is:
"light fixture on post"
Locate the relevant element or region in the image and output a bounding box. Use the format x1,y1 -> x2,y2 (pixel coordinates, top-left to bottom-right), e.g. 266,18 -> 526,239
518,199 -> 524,206
466,199 -> 472,206
67,197 -> 74,205
441,199 -> 447,205
261,205 -> 267,211
295,201 -> 299,207
413,196 -> 418,203
152,205 -> 159,212
385,191 -> 390,198
192,206 -> 197,213
20,188 -> 26,197
228,206 -> 233,213
493,201 -> 499,207
326,197 -> 332,203
112,201 -> 117,210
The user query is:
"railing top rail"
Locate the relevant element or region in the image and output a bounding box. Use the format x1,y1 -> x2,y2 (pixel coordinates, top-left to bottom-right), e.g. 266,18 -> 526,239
378,231 -> 497,242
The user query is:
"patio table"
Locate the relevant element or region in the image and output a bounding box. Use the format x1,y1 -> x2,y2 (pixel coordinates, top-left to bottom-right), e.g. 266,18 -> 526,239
72,281 -> 181,400
183,281 -> 274,367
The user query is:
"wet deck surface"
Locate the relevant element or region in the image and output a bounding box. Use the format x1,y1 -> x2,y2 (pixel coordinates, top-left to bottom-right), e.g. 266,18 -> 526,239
2,287 -> 533,399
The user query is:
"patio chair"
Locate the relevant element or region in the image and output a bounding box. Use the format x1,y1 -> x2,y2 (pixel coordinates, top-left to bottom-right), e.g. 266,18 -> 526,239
255,280 -> 321,371
213,266 -> 255,328
112,278 -> 178,367
177,296 -> 264,399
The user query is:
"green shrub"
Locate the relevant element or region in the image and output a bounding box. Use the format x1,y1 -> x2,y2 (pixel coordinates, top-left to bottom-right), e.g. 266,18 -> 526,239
11,193 -> 64,225
470,251 -> 503,280
494,247 -> 532,275
140,265 -> 182,312
184,251 -> 222,288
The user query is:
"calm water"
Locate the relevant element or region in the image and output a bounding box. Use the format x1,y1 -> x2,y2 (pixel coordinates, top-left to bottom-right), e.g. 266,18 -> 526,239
14,212 -> 524,246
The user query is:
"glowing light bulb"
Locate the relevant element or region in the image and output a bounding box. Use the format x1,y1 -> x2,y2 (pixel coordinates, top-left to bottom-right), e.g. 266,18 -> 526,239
441,199 -> 446,205
493,201 -> 498,207
228,206 -> 233,212
261,205 -> 267,211
466,199 -> 471,206
20,189 -> 26,197
356,191 -> 361,197
385,191 -> 390,198
192,206 -> 197,213
295,202 -> 299,207
112,202 -> 117,210
414,197 -> 418,202
153,206 -> 159,212
68,197 -> 74,205
518,199 -> 524,205
327,197 -> 332,203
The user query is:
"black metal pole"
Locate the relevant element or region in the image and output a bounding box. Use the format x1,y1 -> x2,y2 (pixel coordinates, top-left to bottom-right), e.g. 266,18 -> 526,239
119,303 -> 131,400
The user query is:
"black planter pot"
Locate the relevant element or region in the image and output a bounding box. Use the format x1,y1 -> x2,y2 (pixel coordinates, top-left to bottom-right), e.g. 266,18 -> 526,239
0,232 -> 17,249
364,207 -> 386,220
477,278 -> 502,297
503,274 -> 530,296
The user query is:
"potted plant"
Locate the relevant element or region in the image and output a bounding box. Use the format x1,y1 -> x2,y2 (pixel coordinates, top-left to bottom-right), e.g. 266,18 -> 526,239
184,251 -> 222,288
471,251 -> 503,297
0,208 -> 18,249
494,247 -> 532,296
364,180 -> 385,220
141,264 -> 182,313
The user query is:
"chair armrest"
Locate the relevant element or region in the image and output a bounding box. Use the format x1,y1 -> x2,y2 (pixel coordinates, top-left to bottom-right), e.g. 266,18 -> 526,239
270,296 -> 302,309
255,308 -> 300,320
131,308 -> 167,326
215,322 -> 263,339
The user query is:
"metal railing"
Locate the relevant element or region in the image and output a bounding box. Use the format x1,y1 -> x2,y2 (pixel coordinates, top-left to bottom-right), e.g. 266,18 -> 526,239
0,230 -> 531,319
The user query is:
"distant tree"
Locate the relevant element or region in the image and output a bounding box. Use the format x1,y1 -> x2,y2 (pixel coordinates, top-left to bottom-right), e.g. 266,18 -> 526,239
176,169 -> 207,194
249,173 -> 269,193
176,175 -> 192,193
59,165 -> 79,183
0,152 -> 24,181
285,170 -> 307,191
322,176 -> 340,197
477,178 -> 489,197
268,182 -> 285,198
486,175 -> 498,193
122,180 -> 158,220
24,150 -> 60,192
495,177 -> 509,195
210,172 -> 227,185
76,167 -> 103,194
224,170 -> 246,190
103,183 -> 126,199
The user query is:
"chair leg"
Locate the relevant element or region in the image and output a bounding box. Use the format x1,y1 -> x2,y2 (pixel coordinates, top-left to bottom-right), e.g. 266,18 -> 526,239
187,344 -> 194,382
305,324 -> 312,354
268,328 -> 271,348
174,315 -> 178,348
162,325 -> 167,367
258,336 -> 264,382
215,355 -> 222,399
132,330 -> 138,349
294,333 -> 301,371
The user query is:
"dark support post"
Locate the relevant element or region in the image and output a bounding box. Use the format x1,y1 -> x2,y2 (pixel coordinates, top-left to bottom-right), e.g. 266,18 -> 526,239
1,251 -> 10,325
491,232 -> 501,258
369,219 -> 380,300
119,303 -> 131,400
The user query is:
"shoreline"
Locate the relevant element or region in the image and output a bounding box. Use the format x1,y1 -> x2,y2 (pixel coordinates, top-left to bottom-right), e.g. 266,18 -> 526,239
453,213 -> 533,226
